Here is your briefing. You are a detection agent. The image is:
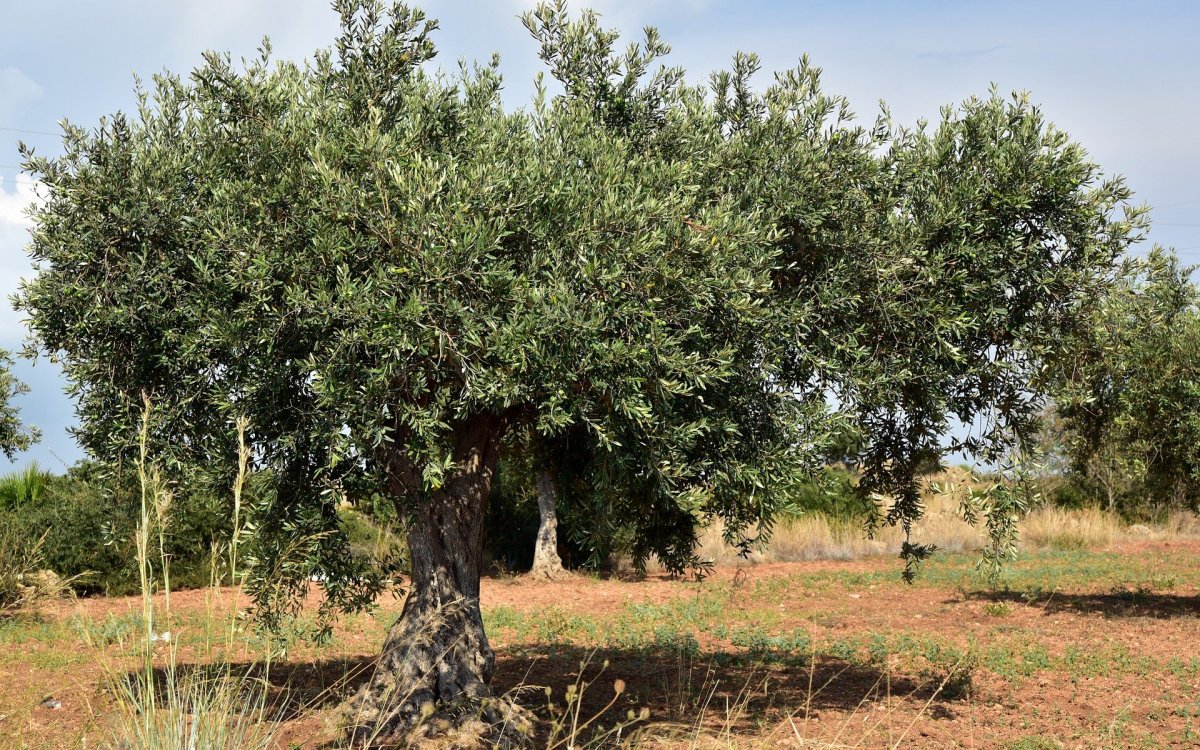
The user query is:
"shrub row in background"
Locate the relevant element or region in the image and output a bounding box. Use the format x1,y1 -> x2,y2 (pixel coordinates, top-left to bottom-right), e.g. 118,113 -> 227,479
0,463 -> 232,596
2,455 -> 1190,598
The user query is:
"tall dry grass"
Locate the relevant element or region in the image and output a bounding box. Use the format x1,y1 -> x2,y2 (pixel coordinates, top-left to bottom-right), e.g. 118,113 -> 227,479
97,400 -> 282,750
690,470 -> 1200,567
1019,506 -> 1120,550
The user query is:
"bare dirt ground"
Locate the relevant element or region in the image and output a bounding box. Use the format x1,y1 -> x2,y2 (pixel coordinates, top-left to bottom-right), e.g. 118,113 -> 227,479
4,539 -> 1199,749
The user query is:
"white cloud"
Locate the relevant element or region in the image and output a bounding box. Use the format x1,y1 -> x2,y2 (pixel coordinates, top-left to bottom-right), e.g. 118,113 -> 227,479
0,177 -> 37,228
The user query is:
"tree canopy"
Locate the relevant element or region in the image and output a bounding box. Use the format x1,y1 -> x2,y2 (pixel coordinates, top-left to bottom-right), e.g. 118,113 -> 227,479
16,0 -> 1146,742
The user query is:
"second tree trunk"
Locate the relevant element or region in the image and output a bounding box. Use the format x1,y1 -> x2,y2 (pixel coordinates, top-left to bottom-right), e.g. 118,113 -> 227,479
530,467 -> 567,580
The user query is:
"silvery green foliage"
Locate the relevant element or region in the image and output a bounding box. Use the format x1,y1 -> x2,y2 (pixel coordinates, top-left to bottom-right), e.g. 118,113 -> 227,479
524,1 -> 1146,577
0,351 -> 36,461
16,0 -> 1145,621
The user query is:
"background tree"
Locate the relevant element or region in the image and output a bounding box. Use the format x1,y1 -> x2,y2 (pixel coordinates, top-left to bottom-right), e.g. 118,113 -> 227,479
16,0 -> 1145,744
811,91 -> 1146,572
710,72 -> 1144,571
1050,247 -> 1200,514
523,427 -> 589,580
479,428 -> 580,580
530,457 -> 567,579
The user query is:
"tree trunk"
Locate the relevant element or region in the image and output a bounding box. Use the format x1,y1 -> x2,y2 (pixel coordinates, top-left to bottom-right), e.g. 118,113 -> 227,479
1102,461 -> 1116,513
529,467 -> 567,580
346,414 -> 526,747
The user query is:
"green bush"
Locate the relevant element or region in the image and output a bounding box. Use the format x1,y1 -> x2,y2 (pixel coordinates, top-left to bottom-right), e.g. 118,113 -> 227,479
1038,476 -> 1098,510
1,466 -> 232,596
4,480 -> 131,595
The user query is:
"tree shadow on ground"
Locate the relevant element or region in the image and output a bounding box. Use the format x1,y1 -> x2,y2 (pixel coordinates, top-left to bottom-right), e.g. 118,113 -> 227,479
116,656 -> 375,721
962,588 -> 1200,619
125,642 -> 969,746
491,644 -> 967,736
483,569 -> 703,585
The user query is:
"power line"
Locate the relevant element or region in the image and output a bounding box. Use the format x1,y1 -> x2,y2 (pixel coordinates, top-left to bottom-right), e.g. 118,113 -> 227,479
0,125 -> 59,137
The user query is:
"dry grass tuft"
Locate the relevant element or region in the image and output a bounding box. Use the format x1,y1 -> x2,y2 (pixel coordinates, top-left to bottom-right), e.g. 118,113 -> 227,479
0,528 -> 79,616
101,401 -> 284,750
1020,506 -> 1120,551
1149,510 -> 1200,537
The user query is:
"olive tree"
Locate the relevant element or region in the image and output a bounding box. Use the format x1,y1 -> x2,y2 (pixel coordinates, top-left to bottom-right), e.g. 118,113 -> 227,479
17,2 -> 811,741
1050,247 -> 1200,513
525,432 -> 574,580
17,0 -> 1144,744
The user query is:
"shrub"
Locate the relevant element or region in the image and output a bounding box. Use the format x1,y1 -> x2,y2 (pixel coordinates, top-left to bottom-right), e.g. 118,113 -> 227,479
792,466 -> 866,520
2,475 -> 131,595
3,468 -> 232,595
1038,476 -> 1098,510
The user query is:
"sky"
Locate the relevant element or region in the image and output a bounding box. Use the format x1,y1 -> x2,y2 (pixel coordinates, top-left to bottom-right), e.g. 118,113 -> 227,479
0,0 -> 1197,470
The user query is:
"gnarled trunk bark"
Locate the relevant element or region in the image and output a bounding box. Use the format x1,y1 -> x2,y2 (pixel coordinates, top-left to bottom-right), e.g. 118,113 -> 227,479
346,414 -> 525,747
530,467 -> 567,580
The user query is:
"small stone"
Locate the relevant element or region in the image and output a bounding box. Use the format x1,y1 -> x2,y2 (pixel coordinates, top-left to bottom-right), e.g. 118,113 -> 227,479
38,697 -> 62,710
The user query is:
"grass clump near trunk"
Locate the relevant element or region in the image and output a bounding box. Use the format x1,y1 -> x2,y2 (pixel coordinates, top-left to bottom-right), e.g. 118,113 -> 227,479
102,402 -> 281,750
